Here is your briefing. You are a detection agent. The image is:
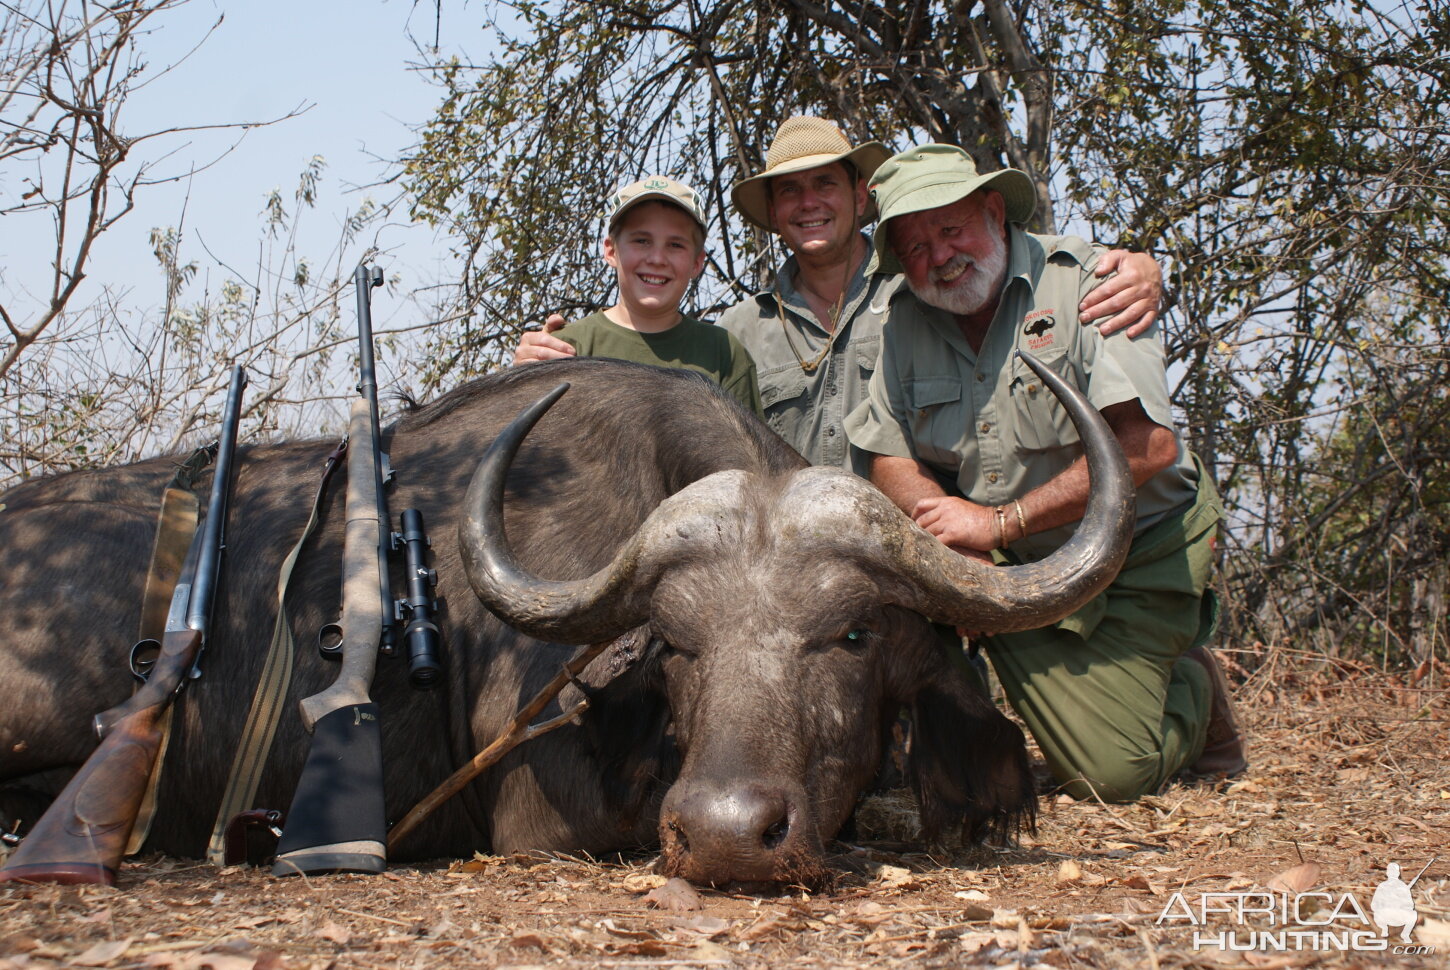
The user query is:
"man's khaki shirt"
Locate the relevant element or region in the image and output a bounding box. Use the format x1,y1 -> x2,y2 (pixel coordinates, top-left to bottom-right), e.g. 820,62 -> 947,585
717,239 -> 902,472
844,226 -> 1200,560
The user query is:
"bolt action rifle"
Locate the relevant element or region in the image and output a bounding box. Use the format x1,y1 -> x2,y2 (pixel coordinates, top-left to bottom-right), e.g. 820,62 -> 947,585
0,365 -> 248,885
272,265 -> 424,875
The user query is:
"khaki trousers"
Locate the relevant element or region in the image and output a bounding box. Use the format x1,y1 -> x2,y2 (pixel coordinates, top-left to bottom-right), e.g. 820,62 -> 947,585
984,461 -> 1224,802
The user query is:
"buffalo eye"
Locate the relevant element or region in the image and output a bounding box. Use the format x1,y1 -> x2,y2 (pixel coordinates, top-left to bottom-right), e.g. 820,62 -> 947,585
660,638 -> 697,659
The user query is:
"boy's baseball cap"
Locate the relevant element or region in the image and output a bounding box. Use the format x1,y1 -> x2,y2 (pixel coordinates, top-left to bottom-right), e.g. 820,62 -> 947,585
606,176 -> 708,233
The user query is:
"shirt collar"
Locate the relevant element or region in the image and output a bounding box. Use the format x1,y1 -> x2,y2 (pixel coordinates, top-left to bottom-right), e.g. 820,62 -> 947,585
1003,224 -> 1042,295
775,233 -> 875,307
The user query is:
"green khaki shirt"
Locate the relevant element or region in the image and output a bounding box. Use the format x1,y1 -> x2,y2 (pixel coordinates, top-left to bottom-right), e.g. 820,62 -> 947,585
558,311 -> 765,419
716,232 -> 1091,472
844,226 -> 1199,560
717,240 -> 901,472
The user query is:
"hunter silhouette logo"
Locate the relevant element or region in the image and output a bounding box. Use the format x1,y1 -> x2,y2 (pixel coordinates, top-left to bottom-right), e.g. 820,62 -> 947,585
1024,316 -> 1055,337
1372,860 -> 1430,942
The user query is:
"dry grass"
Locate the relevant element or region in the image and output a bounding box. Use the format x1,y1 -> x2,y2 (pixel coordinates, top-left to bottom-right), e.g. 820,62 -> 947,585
1,656 -> 1446,969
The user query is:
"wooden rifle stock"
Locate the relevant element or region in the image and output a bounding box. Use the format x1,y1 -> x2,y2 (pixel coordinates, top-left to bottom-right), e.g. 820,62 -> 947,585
0,630 -> 201,885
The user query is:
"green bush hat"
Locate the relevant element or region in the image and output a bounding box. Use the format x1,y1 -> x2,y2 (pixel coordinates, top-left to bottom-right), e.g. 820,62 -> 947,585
868,144 -> 1036,274
607,175 -> 709,235
731,116 -> 892,232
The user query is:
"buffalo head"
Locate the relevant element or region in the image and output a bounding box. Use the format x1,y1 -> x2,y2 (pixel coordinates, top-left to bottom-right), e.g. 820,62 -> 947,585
459,355 -> 1134,886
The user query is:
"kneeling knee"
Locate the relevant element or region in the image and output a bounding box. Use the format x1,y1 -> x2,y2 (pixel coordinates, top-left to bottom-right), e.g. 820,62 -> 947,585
1054,757 -> 1159,804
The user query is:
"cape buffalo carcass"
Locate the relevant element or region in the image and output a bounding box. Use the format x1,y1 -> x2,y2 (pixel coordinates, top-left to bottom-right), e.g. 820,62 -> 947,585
0,357 -> 1133,886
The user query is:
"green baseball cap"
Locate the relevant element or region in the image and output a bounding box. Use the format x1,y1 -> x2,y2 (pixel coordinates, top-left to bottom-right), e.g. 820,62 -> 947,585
606,175 -> 708,234
868,144 -> 1036,274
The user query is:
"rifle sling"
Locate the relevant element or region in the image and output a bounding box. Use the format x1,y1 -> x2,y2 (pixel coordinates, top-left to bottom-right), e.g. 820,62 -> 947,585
125,446 -> 214,856
206,437 -> 348,867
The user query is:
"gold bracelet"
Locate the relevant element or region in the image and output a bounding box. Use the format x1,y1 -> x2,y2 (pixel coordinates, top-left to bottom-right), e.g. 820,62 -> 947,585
1013,499 -> 1028,541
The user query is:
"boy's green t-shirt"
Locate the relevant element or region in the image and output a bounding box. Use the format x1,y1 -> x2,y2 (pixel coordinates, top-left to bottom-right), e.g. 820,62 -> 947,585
557,312 -> 765,419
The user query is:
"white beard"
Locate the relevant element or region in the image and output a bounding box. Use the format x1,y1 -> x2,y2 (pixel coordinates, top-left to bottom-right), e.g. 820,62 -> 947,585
907,226 -> 1009,316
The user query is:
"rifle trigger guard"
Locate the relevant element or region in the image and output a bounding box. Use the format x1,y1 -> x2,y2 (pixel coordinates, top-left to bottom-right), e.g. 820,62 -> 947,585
318,622 -> 343,658
128,638 -> 162,684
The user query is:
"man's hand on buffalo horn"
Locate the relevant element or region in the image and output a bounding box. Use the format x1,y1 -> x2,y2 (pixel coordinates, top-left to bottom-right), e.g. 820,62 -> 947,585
912,495 -> 999,556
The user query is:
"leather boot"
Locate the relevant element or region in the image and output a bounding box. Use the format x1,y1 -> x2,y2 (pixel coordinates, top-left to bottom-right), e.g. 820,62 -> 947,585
1183,646 -> 1248,777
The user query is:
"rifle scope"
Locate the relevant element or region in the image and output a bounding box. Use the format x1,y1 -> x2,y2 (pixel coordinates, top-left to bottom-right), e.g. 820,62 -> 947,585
397,508 -> 444,689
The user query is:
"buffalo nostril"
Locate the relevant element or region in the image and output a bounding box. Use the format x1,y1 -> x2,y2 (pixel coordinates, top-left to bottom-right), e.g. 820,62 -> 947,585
668,819 -> 690,852
762,816 -> 789,850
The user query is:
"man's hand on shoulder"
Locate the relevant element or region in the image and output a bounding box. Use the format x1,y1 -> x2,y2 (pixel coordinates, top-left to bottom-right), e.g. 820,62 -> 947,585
1080,250 -> 1162,339
512,313 -> 577,365
912,495 -> 995,561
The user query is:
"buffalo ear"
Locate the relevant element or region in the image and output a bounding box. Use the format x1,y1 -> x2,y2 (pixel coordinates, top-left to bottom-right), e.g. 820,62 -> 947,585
578,634 -> 677,827
909,662 -> 1037,844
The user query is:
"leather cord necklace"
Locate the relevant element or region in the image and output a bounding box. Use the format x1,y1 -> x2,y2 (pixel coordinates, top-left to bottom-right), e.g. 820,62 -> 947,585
775,256 -> 853,373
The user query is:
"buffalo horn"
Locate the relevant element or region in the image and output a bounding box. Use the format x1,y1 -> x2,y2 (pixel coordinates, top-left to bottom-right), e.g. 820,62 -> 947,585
459,382 -> 746,644
811,351 -> 1136,632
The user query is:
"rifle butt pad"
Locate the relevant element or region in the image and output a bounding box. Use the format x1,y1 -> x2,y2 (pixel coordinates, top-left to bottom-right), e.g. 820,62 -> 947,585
272,702 -> 386,876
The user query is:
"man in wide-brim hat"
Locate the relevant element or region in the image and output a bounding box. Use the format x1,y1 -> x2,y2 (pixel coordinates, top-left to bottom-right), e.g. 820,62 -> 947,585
845,143 -> 1247,803
514,116 -> 1162,474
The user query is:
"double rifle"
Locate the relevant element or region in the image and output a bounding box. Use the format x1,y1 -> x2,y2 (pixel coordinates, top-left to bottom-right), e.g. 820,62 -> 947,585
0,366 -> 249,886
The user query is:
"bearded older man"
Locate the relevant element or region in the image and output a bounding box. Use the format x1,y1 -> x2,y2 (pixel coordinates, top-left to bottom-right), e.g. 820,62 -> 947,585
844,144 -> 1246,802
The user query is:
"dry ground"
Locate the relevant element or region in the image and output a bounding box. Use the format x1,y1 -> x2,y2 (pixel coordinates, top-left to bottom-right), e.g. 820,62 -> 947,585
2,651 -> 1446,969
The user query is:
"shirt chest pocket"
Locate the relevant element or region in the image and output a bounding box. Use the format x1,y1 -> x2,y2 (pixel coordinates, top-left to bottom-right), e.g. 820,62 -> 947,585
905,378 -> 965,472
758,364 -> 810,433
853,335 -> 880,378
1010,352 -> 1083,454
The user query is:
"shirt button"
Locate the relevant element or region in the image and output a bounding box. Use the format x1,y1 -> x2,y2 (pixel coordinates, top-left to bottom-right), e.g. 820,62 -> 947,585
976,373 -> 984,382
826,426 -> 836,437
917,408 -> 927,416
988,472 -> 999,483
980,422 -> 991,433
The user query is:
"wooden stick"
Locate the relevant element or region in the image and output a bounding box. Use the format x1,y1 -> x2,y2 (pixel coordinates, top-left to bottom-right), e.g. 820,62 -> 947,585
387,637 -> 616,850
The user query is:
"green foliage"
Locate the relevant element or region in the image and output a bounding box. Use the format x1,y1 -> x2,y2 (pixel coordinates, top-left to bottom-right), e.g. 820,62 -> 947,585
1046,0 -> 1449,660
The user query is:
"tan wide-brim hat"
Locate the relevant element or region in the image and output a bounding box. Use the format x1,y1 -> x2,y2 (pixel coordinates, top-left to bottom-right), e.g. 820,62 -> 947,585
731,116 -> 892,232
869,144 -> 1037,274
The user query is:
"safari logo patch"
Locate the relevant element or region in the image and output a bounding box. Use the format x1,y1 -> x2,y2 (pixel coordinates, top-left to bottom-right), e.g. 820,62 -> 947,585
1024,308 -> 1056,350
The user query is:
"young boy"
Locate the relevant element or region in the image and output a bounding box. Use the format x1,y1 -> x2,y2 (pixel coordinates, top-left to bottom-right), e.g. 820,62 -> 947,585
550,176 -> 764,417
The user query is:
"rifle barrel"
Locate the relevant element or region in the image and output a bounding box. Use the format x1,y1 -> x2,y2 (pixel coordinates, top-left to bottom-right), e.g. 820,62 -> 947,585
353,264 -> 397,655
189,364 -> 246,634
